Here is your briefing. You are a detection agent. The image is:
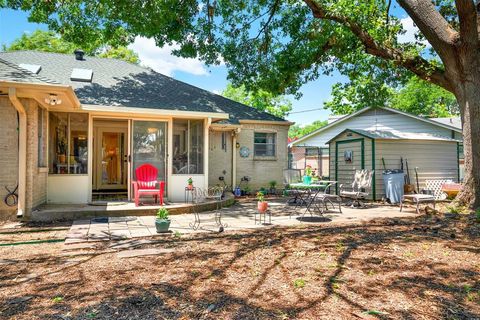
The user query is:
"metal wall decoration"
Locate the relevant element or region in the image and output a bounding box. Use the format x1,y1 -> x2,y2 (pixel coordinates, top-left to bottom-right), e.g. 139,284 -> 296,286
344,150 -> 353,163
239,146 -> 250,158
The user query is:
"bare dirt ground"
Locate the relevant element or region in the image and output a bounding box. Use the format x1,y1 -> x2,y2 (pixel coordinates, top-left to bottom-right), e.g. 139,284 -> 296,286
0,212 -> 479,320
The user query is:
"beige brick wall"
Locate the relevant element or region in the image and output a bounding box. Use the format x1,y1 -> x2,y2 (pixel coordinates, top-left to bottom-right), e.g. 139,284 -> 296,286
0,97 -> 47,220
235,123 -> 289,190
208,130 -> 233,187
23,99 -> 48,212
0,98 -> 19,219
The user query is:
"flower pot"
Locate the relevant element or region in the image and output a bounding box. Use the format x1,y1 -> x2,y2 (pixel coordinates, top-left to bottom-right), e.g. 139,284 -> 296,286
187,184 -> 193,190
257,201 -> 268,213
155,218 -> 171,233
302,175 -> 312,185
58,154 -> 66,164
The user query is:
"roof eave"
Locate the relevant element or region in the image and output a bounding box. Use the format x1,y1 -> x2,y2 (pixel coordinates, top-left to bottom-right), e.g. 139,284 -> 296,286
80,104 -> 230,119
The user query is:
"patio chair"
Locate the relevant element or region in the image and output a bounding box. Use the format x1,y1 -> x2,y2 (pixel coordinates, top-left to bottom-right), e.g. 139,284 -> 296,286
283,169 -> 303,205
339,169 -> 374,207
189,186 -> 226,230
305,182 -> 342,215
132,164 -> 165,206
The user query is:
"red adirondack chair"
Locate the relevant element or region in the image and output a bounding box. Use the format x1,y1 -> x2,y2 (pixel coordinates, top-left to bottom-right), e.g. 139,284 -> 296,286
132,164 -> 165,206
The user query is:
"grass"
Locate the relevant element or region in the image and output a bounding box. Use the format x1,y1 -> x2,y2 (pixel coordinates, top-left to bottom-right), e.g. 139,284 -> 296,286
293,278 -> 306,289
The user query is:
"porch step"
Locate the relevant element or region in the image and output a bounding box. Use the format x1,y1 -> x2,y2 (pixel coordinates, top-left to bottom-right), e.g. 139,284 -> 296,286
31,195 -> 235,222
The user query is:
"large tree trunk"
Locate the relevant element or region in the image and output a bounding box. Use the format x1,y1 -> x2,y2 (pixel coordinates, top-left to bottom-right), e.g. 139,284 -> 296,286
454,76 -> 480,208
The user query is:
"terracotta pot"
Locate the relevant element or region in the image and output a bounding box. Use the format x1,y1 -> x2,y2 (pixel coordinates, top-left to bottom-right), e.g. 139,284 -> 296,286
58,154 -> 66,164
187,184 -> 193,190
257,201 -> 268,213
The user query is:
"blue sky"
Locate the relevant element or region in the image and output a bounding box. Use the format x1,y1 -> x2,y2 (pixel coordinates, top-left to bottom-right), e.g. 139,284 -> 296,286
0,6 -> 412,126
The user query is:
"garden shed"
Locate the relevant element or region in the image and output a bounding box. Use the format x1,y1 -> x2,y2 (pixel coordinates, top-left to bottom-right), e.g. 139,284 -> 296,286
327,129 -> 461,200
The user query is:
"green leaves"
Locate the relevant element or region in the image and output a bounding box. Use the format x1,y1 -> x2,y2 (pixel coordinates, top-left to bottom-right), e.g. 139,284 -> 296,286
222,83 -> 292,118
4,30 -> 140,64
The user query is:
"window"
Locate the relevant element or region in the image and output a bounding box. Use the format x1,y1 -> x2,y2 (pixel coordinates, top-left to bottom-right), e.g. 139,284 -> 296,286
173,119 -> 204,174
254,132 -> 276,157
49,112 -> 88,174
305,147 -> 319,157
37,108 -> 47,167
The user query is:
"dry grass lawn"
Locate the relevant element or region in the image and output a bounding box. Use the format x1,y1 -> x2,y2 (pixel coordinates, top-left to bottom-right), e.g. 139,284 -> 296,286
0,212 -> 479,320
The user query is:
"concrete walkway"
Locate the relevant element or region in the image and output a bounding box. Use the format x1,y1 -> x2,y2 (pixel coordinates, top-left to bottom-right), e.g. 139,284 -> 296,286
65,200 -> 420,244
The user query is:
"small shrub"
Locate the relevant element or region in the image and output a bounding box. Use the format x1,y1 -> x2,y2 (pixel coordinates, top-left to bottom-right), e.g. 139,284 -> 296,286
156,207 -> 169,220
256,191 -> 265,202
52,296 -> 63,303
293,278 -> 306,288
173,230 -> 182,238
269,180 -> 277,189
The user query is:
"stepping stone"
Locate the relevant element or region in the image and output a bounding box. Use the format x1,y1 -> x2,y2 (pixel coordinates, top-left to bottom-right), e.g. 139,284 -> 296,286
110,230 -> 131,239
108,238 -> 154,250
129,229 -> 152,238
117,248 -> 174,258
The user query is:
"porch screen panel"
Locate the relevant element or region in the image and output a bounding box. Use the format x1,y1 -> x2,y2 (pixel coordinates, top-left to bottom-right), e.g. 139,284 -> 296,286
173,119 -> 204,174
132,121 -> 167,182
48,112 -> 88,174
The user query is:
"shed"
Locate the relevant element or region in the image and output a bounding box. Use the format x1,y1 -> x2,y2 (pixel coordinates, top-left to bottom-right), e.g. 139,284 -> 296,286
327,129 -> 461,200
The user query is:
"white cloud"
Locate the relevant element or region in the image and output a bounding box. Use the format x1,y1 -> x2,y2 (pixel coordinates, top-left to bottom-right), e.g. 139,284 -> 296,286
398,17 -> 429,46
129,37 -> 209,76
211,89 -> 221,95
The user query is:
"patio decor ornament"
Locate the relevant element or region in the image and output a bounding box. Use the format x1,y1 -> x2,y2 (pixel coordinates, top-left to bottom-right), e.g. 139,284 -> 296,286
303,165 -> 313,185
155,207 -> 171,233
187,177 -> 193,190
257,191 -> 268,213
44,94 -> 62,106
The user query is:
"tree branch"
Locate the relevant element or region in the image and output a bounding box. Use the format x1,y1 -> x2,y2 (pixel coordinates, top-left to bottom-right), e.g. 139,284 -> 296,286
252,0 -> 281,40
303,0 -> 452,91
397,0 -> 458,62
455,0 -> 479,47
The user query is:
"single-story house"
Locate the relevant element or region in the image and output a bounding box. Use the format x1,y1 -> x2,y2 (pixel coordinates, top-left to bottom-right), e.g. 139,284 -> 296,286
289,107 -> 463,199
0,50 -> 291,220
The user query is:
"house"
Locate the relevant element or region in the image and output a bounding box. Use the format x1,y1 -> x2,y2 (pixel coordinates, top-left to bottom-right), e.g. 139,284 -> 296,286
289,107 -> 463,200
0,50 -> 291,220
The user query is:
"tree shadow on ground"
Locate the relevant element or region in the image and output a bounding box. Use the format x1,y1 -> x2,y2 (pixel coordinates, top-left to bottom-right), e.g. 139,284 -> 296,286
1,214 -> 479,319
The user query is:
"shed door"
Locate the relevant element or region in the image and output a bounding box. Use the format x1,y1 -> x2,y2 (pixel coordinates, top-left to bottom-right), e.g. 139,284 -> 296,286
335,139 -> 364,191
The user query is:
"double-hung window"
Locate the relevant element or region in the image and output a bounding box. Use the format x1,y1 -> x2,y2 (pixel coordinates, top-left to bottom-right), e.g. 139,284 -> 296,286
254,132 -> 276,157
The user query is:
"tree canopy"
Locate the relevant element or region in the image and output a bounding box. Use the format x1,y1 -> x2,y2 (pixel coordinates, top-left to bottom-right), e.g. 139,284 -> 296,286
2,0 -> 480,206
3,30 -> 140,64
222,83 -> 292,118
288,120 -> 328,140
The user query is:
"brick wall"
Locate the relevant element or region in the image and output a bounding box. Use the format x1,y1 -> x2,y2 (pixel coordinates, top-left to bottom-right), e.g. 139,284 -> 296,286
0,97 -> 47,220
235,123 -> 289,190
0,98 -> 19,219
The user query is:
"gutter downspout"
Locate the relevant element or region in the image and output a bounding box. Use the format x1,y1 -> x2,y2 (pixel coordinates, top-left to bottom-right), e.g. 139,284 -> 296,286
8,88 -> 27,218
232,128 -> 240,189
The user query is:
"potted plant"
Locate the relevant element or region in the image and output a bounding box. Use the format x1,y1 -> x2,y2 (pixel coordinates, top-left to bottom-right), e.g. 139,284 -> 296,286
155,207 -> 171,233
303,165 -> 313,185
269,180 -> 277,195
257,191 -> 268,213
57,139 -> 67,164
187,177 -> 193,190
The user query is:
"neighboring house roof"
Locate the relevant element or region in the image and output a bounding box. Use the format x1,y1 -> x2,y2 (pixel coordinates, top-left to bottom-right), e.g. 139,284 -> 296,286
289,106 -> 462,147
0,58 -> 59,85
430,117 -> 462,130
0,51 -> 287,124
326,128 -> 461,144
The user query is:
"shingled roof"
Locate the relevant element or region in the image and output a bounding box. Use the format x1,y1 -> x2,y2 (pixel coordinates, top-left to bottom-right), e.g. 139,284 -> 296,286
0,51 -> 287,124
0,57 -> 58,85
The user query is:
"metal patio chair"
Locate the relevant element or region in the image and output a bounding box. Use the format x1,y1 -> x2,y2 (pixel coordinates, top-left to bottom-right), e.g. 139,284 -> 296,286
339,169 -> 375,207
305,182 -> 342,215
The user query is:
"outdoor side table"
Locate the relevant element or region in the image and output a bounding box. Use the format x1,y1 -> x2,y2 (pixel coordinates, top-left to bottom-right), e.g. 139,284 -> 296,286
255,210 -> 271,225
400,194 -> 436,214
184,187 -> 196,203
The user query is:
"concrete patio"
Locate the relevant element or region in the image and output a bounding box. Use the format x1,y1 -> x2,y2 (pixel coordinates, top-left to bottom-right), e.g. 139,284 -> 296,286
65,199 -> 421,244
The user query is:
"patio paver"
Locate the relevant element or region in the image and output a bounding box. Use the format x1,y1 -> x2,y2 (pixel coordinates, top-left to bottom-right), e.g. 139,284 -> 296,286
65,199 -> 421,244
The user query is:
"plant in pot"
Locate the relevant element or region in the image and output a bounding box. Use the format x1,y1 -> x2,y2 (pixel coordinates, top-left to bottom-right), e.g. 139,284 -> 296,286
269,180 -> 277,195
257,191 -> 268,213
303,165 -> 313,185
187,177 -> 193,190
57,139 -> 67,164
155,207 -> 171,233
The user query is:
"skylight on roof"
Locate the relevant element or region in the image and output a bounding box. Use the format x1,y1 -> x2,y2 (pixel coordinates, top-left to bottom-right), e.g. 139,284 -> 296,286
19,63 -> 41,74
70,68 -> 93,82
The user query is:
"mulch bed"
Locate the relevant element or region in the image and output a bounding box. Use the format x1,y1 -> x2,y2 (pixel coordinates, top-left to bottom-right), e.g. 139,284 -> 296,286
0,212 -> 479,320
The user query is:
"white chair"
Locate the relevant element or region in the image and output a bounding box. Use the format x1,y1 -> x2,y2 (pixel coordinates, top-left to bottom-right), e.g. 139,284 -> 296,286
339,170 -> 375,207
